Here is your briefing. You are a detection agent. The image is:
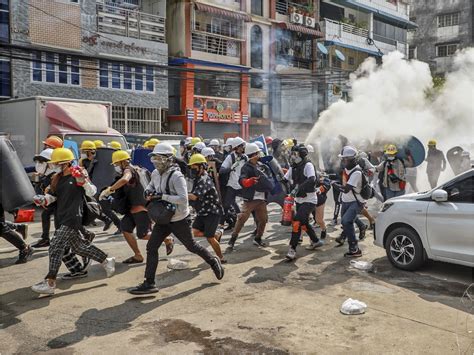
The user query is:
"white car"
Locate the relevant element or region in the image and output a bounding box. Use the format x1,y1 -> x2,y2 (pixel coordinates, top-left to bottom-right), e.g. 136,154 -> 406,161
374,169 -> 474,270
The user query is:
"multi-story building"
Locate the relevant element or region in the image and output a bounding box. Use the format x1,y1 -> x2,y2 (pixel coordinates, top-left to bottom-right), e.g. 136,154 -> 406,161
2,0 -> 169,134
408,0 -> 473,76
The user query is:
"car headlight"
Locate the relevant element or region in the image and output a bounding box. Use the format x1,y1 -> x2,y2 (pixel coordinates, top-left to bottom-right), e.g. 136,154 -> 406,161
380,202 -> 394,213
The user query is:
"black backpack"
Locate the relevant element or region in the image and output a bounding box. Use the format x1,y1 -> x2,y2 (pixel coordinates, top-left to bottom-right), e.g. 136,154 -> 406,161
219,154 -> 236,187
348,168 -> 374,200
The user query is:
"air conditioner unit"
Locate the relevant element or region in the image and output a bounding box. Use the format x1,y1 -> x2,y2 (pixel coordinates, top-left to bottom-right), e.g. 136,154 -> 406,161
304,16 -> 316,28
289,13 -> 304,25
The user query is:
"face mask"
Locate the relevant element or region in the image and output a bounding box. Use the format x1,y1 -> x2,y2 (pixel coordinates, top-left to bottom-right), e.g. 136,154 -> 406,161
343,158 -> 357,170
151,156 -> 170,174
387,156 -> 396,161
51,164 -> 63,173
291,153 -> 302,165
224,146 -> 231,152
190,168 -> 200,179
35,162 -> 47,175
114,165 -> 123,175
80,153 -> 87,159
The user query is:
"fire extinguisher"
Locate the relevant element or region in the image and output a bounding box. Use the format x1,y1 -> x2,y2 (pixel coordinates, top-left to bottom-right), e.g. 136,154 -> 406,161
281,195 -> 295,226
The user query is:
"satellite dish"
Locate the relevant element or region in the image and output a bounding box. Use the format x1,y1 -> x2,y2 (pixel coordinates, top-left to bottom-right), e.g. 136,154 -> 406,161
317,42 -> 328,55
335,49 -> 346,61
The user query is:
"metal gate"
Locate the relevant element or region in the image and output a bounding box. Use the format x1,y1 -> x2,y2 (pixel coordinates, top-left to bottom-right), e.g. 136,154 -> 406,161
195,122 -> 241,139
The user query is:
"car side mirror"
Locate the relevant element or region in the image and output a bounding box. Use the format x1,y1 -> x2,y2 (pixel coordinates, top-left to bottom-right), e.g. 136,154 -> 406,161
432,189 -> 448,202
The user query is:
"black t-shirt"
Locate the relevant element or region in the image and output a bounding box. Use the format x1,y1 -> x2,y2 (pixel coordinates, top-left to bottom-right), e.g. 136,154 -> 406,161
52,174 -> 84,228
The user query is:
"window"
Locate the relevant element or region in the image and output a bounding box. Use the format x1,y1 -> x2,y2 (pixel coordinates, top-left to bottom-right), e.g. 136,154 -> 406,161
194,72 -> 241,99
250,25 -> 263,69
31,52 -> 80,85
445,177 -> 474,203
251,74 -> 263,89
436,43 -> 458,57
98,61 -> 155,92
250,103 -> 263,118
0,56 -> 10,99
438,13 -> 460,28
408,46 -> 417,59
251,0 -> 263,16
374,20 -> 407,44
0,0 -> 9,44
331,55 -> 342,69
348,57 -> 355,66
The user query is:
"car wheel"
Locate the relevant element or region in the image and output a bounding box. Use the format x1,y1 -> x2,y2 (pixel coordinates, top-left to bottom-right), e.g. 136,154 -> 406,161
385,227 -> 425,271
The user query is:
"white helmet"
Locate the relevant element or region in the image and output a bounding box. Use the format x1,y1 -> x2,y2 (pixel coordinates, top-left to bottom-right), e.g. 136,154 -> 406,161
254,141 -> 264,150
224,137 -> 234,147
193,142 -> 206,152
184,137 -> 192,146
149,143 -> 174,156
201,147 -> 215,158
231,137 -> 246,149
358,151 -> 368,160
34,148 -> 53,162
209,139 -> 220,147
307,144 -> 314,153
338,146 -> 358,158
245,142 -> 261,156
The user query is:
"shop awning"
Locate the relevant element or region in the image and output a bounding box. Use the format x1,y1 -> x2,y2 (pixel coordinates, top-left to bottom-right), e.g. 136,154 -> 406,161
277,22 -> 323,37
194,2 -> 251,22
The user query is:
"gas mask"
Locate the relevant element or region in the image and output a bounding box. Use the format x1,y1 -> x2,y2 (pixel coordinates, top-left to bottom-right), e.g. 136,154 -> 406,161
35,161 -> 47,175
151,155 -> 172,174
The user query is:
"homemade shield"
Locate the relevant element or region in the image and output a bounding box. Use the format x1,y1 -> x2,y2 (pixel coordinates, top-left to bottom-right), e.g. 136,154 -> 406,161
446,146 -> 464,175
91,148 -> 117,194
132,148 -> 154,172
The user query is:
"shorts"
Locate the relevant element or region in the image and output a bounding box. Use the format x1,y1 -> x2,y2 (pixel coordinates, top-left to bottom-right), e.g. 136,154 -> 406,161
316,194 -> 327,207
192,214 -> 220,238
120,211 -> 150,238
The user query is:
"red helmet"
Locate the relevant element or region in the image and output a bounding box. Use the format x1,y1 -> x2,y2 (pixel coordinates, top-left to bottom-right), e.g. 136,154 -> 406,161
43,136 -> 63,149
265,136 -> 273,145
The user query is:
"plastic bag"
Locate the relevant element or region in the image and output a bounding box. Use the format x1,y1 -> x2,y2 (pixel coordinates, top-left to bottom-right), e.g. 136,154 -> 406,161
340,298 -> 367,315
167,258 -> 189,270
350,260 -> 374,271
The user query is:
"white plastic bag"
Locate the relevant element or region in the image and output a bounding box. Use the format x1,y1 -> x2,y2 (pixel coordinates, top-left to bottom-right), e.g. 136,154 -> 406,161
340,298 -> 367,315
350,260 -> 374,271
167,258 -> 189,270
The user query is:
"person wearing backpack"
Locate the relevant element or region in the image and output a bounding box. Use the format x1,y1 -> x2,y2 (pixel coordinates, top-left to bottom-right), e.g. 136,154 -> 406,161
99,150 -> 174,264
331,146 -> 366,258
128,144 -> 224,295
376,144 -> 406,201
31,148 -> 115,295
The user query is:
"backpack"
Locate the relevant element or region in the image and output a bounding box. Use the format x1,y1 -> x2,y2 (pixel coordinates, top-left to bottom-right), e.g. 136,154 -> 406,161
219,154 -> 236,187
147,170 -> 176,225
348,168 -> 374,201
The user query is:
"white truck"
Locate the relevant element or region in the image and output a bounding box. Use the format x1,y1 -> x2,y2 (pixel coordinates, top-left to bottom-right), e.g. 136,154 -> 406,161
0,96 -> 128,166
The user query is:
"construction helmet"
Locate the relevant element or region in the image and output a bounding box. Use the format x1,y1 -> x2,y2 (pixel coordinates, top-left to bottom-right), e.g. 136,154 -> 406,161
148,138 -> 160,146
149,143 -> 174,157
193,142 -> 206,152
283,139 -> 295,148
111,150 -> 131,165
224,137 -> 235,147
201,147 -> 215,158
254,141 -> 264,151
265,136 -> 273,145
428,139 -> 437,146
108,141 -> 122,150
385,144 -> 398,155
231,137 -> 246,149
143,140 -> 151,148
49,148 -> 75,164
245,143 -> 261,156
43,136 -> 63,149
184,137 -> 193,146
80,140 -> 96,151
34,148 -> 53,162
190,137 -> 202,147
94,140 -> 105,148
307,144 -> 315,153
209,139 -> 220,147
291,144 -> 308,159
188,153 -> 207,166
338,146 -> 358,158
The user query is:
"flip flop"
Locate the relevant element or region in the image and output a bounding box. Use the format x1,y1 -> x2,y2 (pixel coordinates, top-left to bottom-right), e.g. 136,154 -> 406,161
122,256 -> 143,264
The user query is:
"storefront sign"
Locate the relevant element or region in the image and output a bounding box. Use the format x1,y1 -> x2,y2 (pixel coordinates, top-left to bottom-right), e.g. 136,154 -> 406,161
206,111 -> 234,121
82,35 -> 148,54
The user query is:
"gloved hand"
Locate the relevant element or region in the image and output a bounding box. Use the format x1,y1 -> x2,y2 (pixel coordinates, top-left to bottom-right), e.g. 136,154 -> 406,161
71,166 -> 89,186
241,177 -> 259,188
33,194 -> 46,207
99,187 -> 113,201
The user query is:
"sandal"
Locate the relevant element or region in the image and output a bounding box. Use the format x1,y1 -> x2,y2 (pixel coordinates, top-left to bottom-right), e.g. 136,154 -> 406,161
122,256 -> 143,264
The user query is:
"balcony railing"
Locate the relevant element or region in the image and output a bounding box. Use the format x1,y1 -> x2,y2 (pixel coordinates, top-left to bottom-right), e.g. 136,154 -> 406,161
277,55 -> 312,69
276,0 -> 313,15
191,31 -> 241,57
97,3 -> 165,43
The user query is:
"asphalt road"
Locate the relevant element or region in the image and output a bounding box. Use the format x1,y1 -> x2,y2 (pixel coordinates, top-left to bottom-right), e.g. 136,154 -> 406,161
1,201 -> 473,354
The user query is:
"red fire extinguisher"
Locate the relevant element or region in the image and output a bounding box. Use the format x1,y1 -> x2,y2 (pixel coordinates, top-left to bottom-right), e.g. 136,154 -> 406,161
281,195 -> 295,226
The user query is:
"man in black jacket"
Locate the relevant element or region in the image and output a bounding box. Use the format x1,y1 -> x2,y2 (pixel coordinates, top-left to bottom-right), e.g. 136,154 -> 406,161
228,143 -> 273,250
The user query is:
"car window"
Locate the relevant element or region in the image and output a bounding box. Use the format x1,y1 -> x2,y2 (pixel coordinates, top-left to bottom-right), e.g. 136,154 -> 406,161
444,176 -> 474,203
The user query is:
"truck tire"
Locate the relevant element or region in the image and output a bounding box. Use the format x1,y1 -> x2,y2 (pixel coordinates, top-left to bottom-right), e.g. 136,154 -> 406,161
385,227 -> 425,271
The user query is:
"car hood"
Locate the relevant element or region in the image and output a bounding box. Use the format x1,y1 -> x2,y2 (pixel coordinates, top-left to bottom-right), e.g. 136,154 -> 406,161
387,191 -> 432,202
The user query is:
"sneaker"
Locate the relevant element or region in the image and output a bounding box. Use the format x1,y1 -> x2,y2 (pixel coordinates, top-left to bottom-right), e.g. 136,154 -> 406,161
15,246 -> 33,264
61,270 -> 88,280
344,249 -> 362,258
335,234 -> 346,246
253,238 -> 267,247
165,236 -> 174,256
286,247 -> 296,261
359,224 -> 368,241
103,219 -> 113,232
210,257 -> 224,280
129,281 -> 159,295
102,257 -> 116,278
82,257 -> 92,271
298,236 -> 303,244
31,280 -> 55,295
305,240 -> 324,250
16,224 -> 28,240
320,230 -> 327,240
227,235 -> 237,250
32,239 -> 50,248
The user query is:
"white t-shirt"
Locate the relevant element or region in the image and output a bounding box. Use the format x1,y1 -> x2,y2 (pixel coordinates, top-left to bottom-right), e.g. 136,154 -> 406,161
341,166 -> 365,203
284,162 -> 318,205
221,153 -> 246,190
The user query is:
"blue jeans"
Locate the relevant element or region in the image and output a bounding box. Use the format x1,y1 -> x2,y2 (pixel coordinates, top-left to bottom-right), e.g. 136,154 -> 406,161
341,201 -> 363,252
385,189 -> 405,201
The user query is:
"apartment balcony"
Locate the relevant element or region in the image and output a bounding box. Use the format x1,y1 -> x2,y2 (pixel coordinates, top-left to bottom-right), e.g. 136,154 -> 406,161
96,3 -> 165,43
191,31 -> 241,58
353,0 -> 409,20
321,18 -> 406,56
276,55 -> 312,70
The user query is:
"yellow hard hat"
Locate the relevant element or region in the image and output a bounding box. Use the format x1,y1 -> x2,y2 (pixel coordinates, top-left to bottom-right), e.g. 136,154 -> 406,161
283,139 -> 294,148
190,137 -> 202,147
94,140 -> 105,148
172,147 -> 177,156
148,138 -> 160,146
111,150 -> 131,165
143,140 -> 151,148
188,153 -> 207,166
428,139 -> 437,146
108,141 -> 122,150
49,148 -> 75,164
386,144 -> 398,155
80,140 -> 96,151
